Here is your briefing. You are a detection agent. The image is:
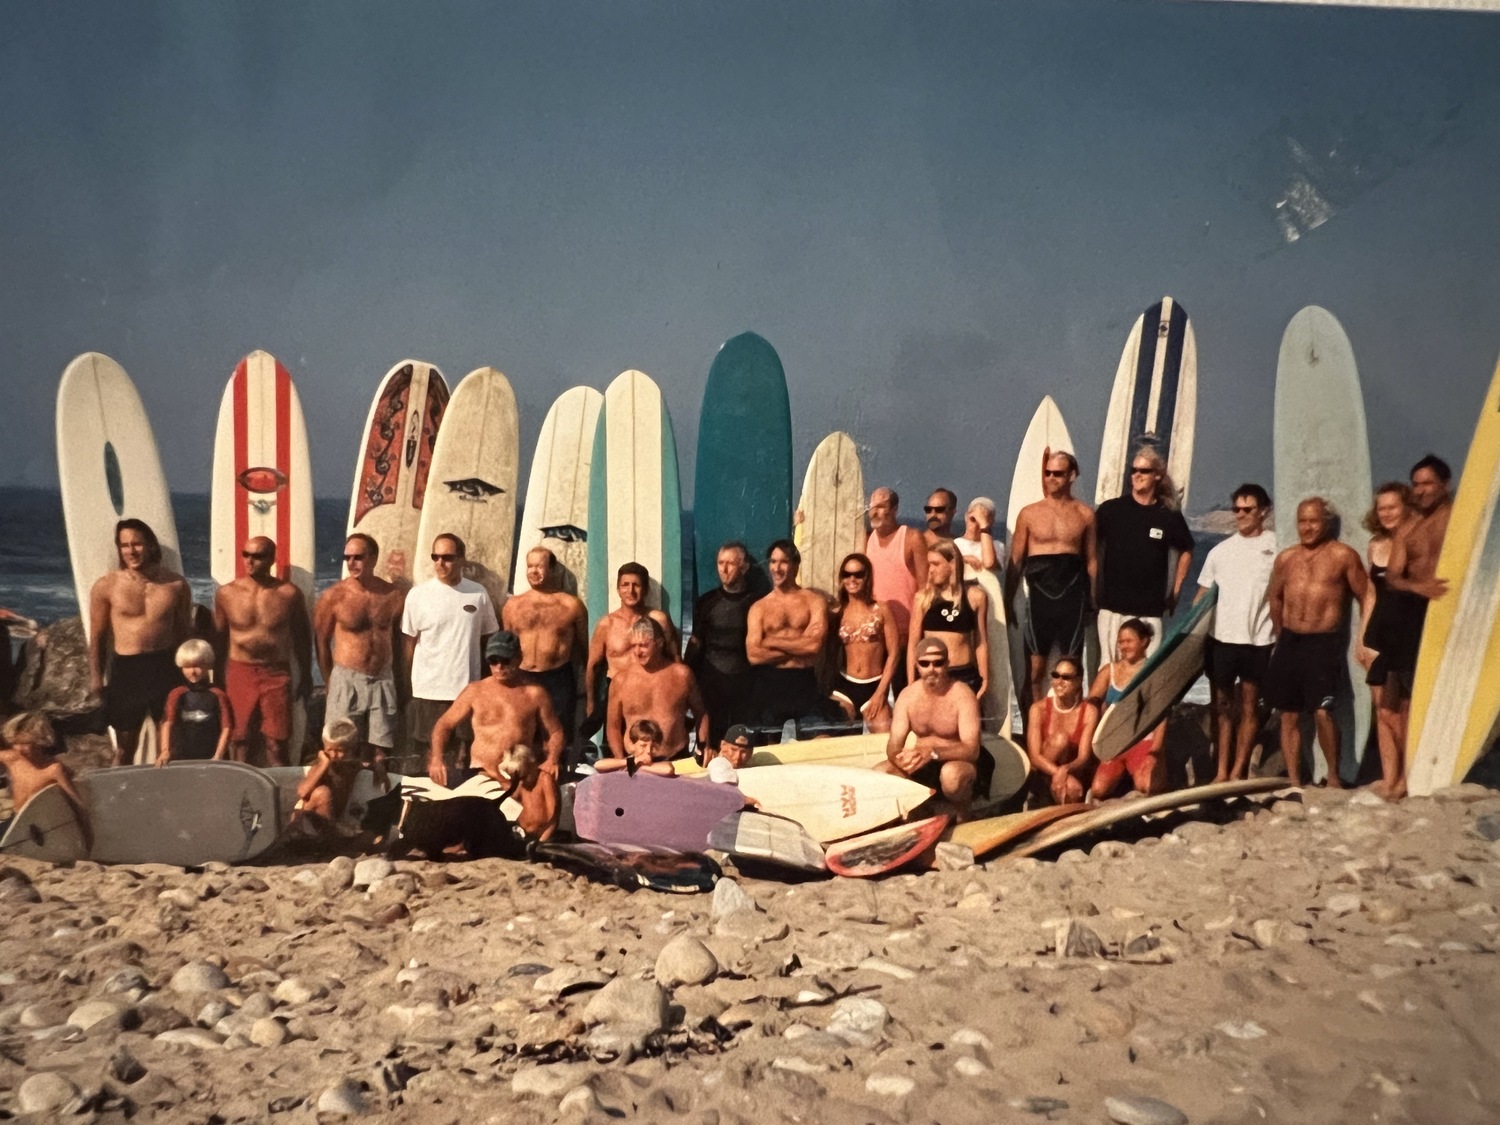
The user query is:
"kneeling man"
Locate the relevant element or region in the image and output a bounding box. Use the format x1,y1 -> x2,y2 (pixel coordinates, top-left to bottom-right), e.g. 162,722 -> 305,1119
878,636 -> 989,817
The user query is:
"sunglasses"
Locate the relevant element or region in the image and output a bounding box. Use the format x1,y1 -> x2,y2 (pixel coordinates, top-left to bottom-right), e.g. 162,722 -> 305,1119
840,569 -> 867,579
241,550 -> 272,559
486,654 -> 514,665
923,505 -> 949,513
1043,469 -> 1069,478
1232,506 -> 1260,514
343,553 -> 366,562
431,553 -> 458,562
1130,467 -> 1155,475
916,658 -> 947,668
1051,670 -> 1080,680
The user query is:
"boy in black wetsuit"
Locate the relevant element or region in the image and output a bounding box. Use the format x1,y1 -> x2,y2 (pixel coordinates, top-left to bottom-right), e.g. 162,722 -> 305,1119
158,639 -> 233,766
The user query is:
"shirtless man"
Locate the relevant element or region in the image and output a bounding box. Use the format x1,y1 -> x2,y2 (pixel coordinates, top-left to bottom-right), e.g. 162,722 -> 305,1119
1266,498 -> 1369,787
503,546 -> 588,746
1006,451 -> 1098,717
87,519 -> 192,766
1024,654 -> 1098,805
215,536 -> 311,767
428,631 -> 565,839
879,637 -> 986,817
922,488 -> 959,549
864,489 -> 926,675
605,618 -> 708,761
583,563 -> 679,737
313,533 -> 406,782
745,540 -> 832,728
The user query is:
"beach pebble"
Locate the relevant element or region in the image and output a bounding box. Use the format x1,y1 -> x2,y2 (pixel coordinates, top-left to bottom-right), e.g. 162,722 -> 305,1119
250,1017 -> 288,1047
655,934 -> 719,987
1104,1093 -> 1189,1125
18,1072 -> 80,1114
273,977 -> 324,1005
712,878 -> 759,918
825,997 -> 889,1047
154,1027 -> 226,1049
1472,813 -> 1500,842
68,998 -> 130,1031
158,886 -> 198,911
322,856 -> 356,894
534,967 -> 613,996
109,1047 -> 146,1083
559,1085 -> 605,1116
954,1056 -> 989,1077
197,999 -> 234,1027
317,1078 -> 370,1115
865,1073 -> 916,1097
1057,919 -> 1105,958
714,911 -> 789,943
240,992 -> 275,1018
950,1028 -> 993,1050
957,891 -> 992,913
170,961 -> 229,993
0,876 -> 41,904
582,978 -> 669,1032
512,1063 -> 594,1098
1325,893 -> 1362,917
1215,1019 -> 1268,1040
102,967 -> 151,995
352,857 -> 394,889
932,842 -> 975,871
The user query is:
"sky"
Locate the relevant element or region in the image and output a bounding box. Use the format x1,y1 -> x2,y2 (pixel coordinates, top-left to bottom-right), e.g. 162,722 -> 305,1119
3,0 -> 1499,519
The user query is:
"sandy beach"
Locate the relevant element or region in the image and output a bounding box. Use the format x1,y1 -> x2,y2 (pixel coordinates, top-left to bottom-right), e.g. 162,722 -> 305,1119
2,755 -> 1498,1123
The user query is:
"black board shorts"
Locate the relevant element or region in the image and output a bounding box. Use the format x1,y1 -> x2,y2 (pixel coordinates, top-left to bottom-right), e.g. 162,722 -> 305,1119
910,749 -> 994,798
1265,629 -> 1343,713
752,666 -> 834,726
1023,554 -> 1089,659
1207,640 -> 1273,691
105,649 -> 179,731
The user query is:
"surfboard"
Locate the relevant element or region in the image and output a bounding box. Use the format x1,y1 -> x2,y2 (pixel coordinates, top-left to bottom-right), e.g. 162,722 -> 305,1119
974,569 -> 1016,737
1274,306 -> 1373,783
0,784 -> 88,863
573,772 -> 744,853
79,762 -> 281,866
1095,297 -> 1198,508
514,386 -> 603,597
586,370 -> 684,622
694,333 -> 793,595
263,765 -> 396,831
56,353 -> 183,641
729,763 -> 932,844
412,367 -> 519,610
824,815 -> 950,878
936,803 -> 1090,865
1006,397 -> 1076,707
794,432 -> 866,599
708,810 -> 828,873
211,351 -> 315,760
346,360 -> 449,587
530,840 -> 721,894
1092,586 -> 1218,762
1407,351 -> 1500,795
999,778 -> 1285,860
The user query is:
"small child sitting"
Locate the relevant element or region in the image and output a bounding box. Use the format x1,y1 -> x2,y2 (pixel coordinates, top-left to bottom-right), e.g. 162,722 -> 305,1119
290,718 -> 363,837
494,743 -> 559,841
158,639 -> 233,766
595,719 -> 677,777
0,711 -> 91,850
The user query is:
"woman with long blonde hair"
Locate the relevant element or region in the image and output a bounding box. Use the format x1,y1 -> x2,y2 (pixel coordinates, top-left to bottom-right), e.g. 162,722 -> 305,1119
907,539 -> 989,700
1358,481 -> 1416,799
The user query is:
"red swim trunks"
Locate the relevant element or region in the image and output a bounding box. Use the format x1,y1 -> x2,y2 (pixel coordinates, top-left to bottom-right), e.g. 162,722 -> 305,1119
1092,737 -> 1161,799
224,660 -> 292,742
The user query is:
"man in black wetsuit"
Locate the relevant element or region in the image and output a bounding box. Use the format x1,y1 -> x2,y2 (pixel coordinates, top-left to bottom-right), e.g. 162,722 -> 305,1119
685,541 -> 757,745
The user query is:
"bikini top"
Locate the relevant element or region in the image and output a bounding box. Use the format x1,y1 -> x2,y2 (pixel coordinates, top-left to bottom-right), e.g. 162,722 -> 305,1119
838,605 -> 884,644
1042,694 -> 1086,746
921,593 -> 977,635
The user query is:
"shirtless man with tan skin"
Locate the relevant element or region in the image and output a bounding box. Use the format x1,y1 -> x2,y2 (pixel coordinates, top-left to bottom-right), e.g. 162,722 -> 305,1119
1266,498 -> 1370,788
428,631 -> 564,838
583,563 -> 679,738
313,533 -> 406,784
745,540 -> 832,727
215,536 -> 312,767
606,618 -> 709,761
88,519 -> 192,766
503,547 -> 588,747
879,637 -> 986,817
1006,451 -> 1098,719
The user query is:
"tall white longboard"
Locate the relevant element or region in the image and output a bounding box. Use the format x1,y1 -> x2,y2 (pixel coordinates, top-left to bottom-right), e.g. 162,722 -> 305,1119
1274,306 -> 1372,782
56,353 -> 181,640
794,431 -> 866,599
514,386 -> 602,597
346,360 -> 449,586
412,367 -> 519,611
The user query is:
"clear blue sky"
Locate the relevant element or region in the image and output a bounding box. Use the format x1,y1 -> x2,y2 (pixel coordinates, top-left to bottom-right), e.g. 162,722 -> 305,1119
3,1 -> 1498,514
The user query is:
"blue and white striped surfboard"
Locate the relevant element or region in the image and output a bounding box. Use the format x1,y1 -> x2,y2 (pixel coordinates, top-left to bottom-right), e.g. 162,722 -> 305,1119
1095,297 -> 1199,507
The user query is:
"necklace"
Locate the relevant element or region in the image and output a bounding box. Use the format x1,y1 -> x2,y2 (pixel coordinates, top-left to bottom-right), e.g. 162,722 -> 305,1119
1050,692 -> 1079,714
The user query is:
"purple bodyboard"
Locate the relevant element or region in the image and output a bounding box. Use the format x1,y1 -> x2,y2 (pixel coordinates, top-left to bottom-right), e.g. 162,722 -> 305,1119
573,772 -> 746,853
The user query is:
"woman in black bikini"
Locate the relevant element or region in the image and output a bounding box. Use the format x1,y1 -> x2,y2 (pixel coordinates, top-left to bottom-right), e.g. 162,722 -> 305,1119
907,539 -> 990,702
829,552 -> 900,732
1358,482 -> 1416,799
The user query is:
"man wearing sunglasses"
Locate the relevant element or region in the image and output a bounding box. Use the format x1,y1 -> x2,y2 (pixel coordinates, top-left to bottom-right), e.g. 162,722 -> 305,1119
402,533 -> 499,775
214,535 -> 311,768
922,488 -> 959,550
313,533 -> 407,785
878,636 -> 986,816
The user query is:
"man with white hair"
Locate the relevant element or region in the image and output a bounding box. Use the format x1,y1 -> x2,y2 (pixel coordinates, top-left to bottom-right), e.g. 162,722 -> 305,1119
955,496 -> 1001,572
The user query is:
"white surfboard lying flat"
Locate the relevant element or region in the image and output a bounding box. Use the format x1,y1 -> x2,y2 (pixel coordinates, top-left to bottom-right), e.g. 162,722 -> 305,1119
794,431 -> 866,598
514,386 -> 602,597
1274,306 -> 1372,782
413,367 -> 520,610
730,763 -> 932,844
56,353 -> 182,640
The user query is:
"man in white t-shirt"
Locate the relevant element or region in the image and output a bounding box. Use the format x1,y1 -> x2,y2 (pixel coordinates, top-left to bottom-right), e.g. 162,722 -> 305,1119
1194,484 -> 1278,782
401,533 -> 500,772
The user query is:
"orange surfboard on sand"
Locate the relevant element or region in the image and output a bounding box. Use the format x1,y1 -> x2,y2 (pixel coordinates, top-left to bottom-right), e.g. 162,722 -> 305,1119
826,815 -> 951,878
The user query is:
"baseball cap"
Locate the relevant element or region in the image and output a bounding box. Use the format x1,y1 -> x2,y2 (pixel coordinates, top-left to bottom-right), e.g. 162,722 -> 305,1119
721,724 -> 754,748
485,631 -> 521,661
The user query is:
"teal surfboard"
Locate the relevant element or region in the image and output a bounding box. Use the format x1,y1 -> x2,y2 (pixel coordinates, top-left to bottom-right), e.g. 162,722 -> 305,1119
693,332 -> 793,594
586,370 -> 684,625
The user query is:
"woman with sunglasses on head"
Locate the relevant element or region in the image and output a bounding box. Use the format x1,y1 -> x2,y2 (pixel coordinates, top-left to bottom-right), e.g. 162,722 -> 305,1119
830,552 -> 900,732
1086,618 -> 1166,799
1025,655 -> 1098,805
907,540 -> 989,703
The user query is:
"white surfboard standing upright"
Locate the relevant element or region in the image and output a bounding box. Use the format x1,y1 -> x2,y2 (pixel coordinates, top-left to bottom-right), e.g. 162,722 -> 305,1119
794,431 -> 866,599
1274,306 -> 1372,782
514,386 -> 603,598
56,353 -> 182,640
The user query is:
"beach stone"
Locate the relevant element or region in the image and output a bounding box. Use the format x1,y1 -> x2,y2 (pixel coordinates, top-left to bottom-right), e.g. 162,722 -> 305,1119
512,1063 -> 594,1098
655,934 -> 719,987
197,999 -> 234,1027
170,961 -> 229,993
585,1022 -> 656,1057
317,1078 -> 370,1116
273,977 -> 324,1005
933,842 -> 975,871
250,1017 -> 289,1047
1367,899 -> 1411,925
240,992 -> 275,1018
0,877 -> 41,904
1104,1093 -> 1189,1125
865,1074 -> 916,1097
352,857 -> 394,889
102,967 -> 150,995
1216,1020 -> 1268,1040
714,910 -> 789,943
1057,919 -> 1106,958
158,886 -> 198,911
18,1072 -> 80,1115
322,856 -> 356,894
825,997 -> 889,1047
109,1047 -> 146,1083
19,1002 -> 67,1029
534,967 -> 613,997
712,878 -> 759,918
154,1027 -> 225,1049
954,1057 -> 989,1077
68,998 -> 130,1031
1473,813 -> 1500,842
582,979 -> 669,1032
559,1086 -> 605,1116
950,1028 -> 993,1050
1326,893 -> 1362,917
957,891 -> 992,912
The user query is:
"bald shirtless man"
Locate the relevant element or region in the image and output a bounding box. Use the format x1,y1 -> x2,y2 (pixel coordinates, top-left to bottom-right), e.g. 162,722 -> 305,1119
878,637 -> 987,817
745,540 -> 832,728
313,533 -> 406,783
605,618 -> 708,761
583,562 -> 679,738
1266,498 -> 1369,788
504,547 -> 588,747
428,631 -> 565,839
88,519 -> 192,766
1006,451 -> 1098,718
215,536 -> 311,767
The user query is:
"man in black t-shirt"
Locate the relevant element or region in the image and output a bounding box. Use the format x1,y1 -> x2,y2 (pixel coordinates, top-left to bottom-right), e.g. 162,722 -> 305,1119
684,541 -> 758,745
1094,447 -> 1194,663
